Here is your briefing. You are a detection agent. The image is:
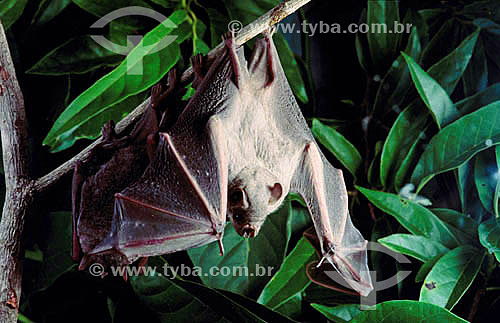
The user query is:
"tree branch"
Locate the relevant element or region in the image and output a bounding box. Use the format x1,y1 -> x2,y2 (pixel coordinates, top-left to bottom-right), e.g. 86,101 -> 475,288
0,21 -> 33,322
33,0 -> 311,193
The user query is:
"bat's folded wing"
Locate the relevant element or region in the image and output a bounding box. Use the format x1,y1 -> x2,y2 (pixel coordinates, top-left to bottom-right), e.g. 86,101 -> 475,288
91,121 -> 228,261
292,142 -> 373,296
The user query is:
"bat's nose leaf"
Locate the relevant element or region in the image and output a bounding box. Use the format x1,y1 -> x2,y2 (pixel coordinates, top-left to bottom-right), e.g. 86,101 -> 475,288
241,224 -> 256,238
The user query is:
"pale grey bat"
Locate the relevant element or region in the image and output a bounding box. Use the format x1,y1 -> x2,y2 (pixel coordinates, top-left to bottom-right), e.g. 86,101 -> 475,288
85,29 -> 373,295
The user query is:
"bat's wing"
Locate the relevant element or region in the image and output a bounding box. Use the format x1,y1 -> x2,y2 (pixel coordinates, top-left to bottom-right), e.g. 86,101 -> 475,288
90,116 -> 228,261
291,142 -> 373,296
89,50 -> 234,261
248,30 -> 373,296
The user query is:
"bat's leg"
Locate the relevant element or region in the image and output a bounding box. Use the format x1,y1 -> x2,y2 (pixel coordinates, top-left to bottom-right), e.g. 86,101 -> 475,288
223,32 -> 243,88
136,257 -> 149,276
191,54 -> 205,89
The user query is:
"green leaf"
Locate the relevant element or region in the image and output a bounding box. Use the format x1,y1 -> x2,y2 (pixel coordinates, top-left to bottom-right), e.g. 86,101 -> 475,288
273,292 -> 302,320
51,91 -> 148,151
188,201 -> 290,296
431,209 -> 479,245
355,9 -> 370,72
402,52 -> 458,129
478,217 -> 500,262
311,303 -> 361,323
311,119 -> 362,178
32,0 -> 71,25
474,148 -> 498,214
415,254 -> 444,283
0,0 -> 27,29
462,36 -> 488,97
456,83 -> 500,116
357,187 -> 459,248
35,212 -> 76,290
380,28 -> 481,189
474,19 -> 500,71
420,246 -> 485,309
131,267 -> 294,322
72,0 -> 152,29
223,0 -> 308,103
351,300 -> 468,322
27,36 -> 123,75
205,8 -> 228,48
150,0 -> 178,8
380,101 -> 428,189
379,234 -> 449,262
393,134 -> 421,191
367,0 -> 402,70
43,10 -> 186,151
495,146 -> 500,218
411,101 -> 500,192
257,237 -> 316,309
372,26 -> 422,117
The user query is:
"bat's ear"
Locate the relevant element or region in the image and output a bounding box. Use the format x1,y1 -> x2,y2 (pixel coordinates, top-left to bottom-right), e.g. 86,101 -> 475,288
268,182 -> 283,204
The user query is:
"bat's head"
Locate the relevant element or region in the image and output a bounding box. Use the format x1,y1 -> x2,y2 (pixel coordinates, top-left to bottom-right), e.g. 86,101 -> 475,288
228,167 -> 284,238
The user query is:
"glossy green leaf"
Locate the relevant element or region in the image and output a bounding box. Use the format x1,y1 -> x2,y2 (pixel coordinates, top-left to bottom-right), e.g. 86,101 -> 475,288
432,209 -> 478,245
205,8 -> 228,48
463,36 -> 488,97
380,101 -> 428,189
150,0 -> 178,8
355,8 -> 370,72
367,0 -> 401,70
27,36 -> 122,75
311,119 -> 362,178
420,19 -> 459,69
257,237 -> 316,309
411,101 -> 500,192
131,267 -> 293,322
456,83 -> 500,116
43,10 -> 186,151
474,148 -> 498,214
273,292 -> 302,320
420,246 -> 485,309
415,254 -> 444,283
32,0 -> 71,25
474,19 -> 500,71
188,201 -> 290,296
393,134 -> 421,191
367,141 -> 383,187
379,234 -> 449,262
357,187 -> 459,248
478,217 -> 500,262
402,52 -> 457,129
311,303 -> 361,323
351,300 -> 468,322
0,0 -> 27,29
223,0 -> 308,103
372,26 -> 422,116
72,0 -> 152,29
495,146 -> 500,218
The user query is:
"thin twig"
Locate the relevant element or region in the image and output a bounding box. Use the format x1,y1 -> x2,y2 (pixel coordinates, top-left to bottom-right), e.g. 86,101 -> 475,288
33,0 -> 312,193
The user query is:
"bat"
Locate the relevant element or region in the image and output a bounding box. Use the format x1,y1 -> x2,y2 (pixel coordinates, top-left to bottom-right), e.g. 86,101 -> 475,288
72,69 -> 185,273
74,29 -> 373,295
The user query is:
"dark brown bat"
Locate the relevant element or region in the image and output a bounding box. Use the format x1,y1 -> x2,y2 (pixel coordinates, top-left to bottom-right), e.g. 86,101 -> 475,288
72,70 -> 183,273
78,29 -> 373,295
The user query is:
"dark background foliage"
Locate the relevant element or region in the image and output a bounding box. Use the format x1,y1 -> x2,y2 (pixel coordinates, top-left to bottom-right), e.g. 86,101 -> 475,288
2,0 -> 500,322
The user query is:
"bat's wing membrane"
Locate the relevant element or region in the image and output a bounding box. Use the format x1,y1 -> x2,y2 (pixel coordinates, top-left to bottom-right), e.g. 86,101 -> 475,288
91,118 -> 228,261
292,142 -> 373,296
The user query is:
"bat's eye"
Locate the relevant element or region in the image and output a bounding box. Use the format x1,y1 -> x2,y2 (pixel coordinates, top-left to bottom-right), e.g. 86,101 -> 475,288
230,189 -> 244,204
233,212 -> 244,222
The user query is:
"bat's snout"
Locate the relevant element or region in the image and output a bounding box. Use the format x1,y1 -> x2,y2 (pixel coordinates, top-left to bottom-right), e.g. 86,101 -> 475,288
240,224 -> 256,238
